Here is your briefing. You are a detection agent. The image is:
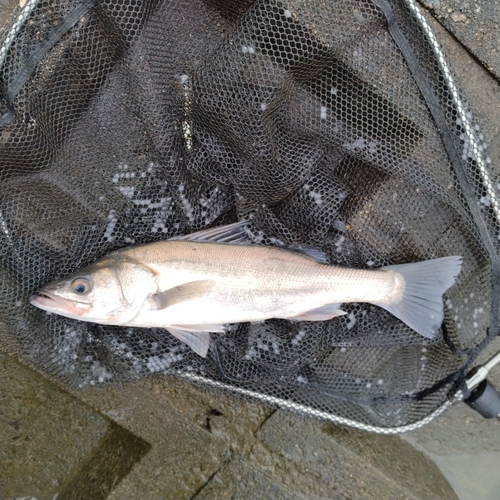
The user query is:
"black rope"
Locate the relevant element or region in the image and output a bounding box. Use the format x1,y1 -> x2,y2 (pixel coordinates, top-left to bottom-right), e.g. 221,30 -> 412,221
371,0 -> 499,341
0,0 -> 96,126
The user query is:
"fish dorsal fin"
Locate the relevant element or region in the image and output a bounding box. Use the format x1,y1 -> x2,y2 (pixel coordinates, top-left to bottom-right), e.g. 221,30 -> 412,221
170,220 -> 329,263
166,327 -> 211,357
154,280 -> 215,309
170,220 -> 250,244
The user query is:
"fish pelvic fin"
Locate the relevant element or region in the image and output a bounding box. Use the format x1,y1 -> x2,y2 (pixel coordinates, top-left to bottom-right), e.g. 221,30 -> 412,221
374,256 -> 462,339
166,327 -> 211,357
166,324 -> 225,357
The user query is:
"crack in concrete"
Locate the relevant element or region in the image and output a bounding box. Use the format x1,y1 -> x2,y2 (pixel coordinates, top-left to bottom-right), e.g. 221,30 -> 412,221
252,408 -> 277,434
419,4 -> 500,84
188,450 -> 234,500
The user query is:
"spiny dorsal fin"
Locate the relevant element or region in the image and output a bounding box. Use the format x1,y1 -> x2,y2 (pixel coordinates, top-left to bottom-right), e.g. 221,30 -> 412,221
170,220 -> 250,244
171,220 -> 329,263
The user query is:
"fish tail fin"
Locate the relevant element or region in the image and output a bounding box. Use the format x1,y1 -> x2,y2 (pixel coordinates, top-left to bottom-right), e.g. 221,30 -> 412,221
374,256 -> 463,339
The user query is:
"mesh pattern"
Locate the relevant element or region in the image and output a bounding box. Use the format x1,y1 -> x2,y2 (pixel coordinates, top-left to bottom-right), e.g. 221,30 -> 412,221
1,0 -> 498,430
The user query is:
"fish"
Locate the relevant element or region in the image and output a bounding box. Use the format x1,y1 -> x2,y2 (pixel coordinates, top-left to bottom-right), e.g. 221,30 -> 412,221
29,220 -> 462,357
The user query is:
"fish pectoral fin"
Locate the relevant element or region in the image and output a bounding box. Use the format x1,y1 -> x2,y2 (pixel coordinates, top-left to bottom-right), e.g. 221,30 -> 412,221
290,304 -> 346,321
154,280 -> 215,309
166,327 -> 212,357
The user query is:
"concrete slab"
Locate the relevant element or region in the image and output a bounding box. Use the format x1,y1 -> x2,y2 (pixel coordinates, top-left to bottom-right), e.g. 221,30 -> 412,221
76,377 -> 265,499
419,0 -> 500,79
433,452 -> 500,500
0,353 -> 149,500
0,352 -> 107,499
0,0 -> 19,40
105,442 -> 230,500
56,425 -> 150,500
257,411 -> 458,499
193,455 -> 306,500
75,375 -> 458,500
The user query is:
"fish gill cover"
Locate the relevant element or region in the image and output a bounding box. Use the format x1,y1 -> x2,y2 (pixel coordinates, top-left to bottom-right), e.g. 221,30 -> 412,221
0,0 -> 498,431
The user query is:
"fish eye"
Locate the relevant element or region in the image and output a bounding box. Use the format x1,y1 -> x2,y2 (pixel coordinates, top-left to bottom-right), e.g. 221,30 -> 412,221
71,278 -> 92,294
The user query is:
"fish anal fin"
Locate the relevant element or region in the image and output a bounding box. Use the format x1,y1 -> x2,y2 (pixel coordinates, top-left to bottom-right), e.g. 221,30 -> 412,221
176,323 -> 226,333
290,304 -> 346,321
154,280 -> 215,309
166,327 -> 211,357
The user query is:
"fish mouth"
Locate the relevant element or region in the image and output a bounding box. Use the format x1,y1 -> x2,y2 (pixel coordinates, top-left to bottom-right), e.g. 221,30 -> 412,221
29,291 -> 90,317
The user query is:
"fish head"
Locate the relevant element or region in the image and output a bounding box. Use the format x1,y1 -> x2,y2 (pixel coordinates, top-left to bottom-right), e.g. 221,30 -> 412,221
29,256 -> 158,325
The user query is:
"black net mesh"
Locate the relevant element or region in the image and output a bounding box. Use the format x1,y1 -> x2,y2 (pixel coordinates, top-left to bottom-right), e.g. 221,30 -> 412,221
1,0 -> 499,430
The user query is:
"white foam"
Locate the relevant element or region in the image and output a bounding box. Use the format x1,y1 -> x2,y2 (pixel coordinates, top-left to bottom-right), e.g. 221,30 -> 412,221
368,141 -> 378,154
346,313 -> 356,330
480,195 -> 490,206
104,210 -> 117,242
118,185 -> 135,198
344,137 -> 366,151
146,352 -> 184,372
291,329 -> 306,346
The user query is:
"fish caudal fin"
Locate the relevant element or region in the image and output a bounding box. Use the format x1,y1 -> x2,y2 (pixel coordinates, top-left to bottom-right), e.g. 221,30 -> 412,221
375,256 -> 462,339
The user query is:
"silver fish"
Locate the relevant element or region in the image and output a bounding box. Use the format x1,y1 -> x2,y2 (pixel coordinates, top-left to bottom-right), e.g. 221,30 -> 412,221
29,221 -> 462,357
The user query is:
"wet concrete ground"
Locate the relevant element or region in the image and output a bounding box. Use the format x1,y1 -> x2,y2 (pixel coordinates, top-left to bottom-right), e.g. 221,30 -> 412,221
1,1 -> 500,499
